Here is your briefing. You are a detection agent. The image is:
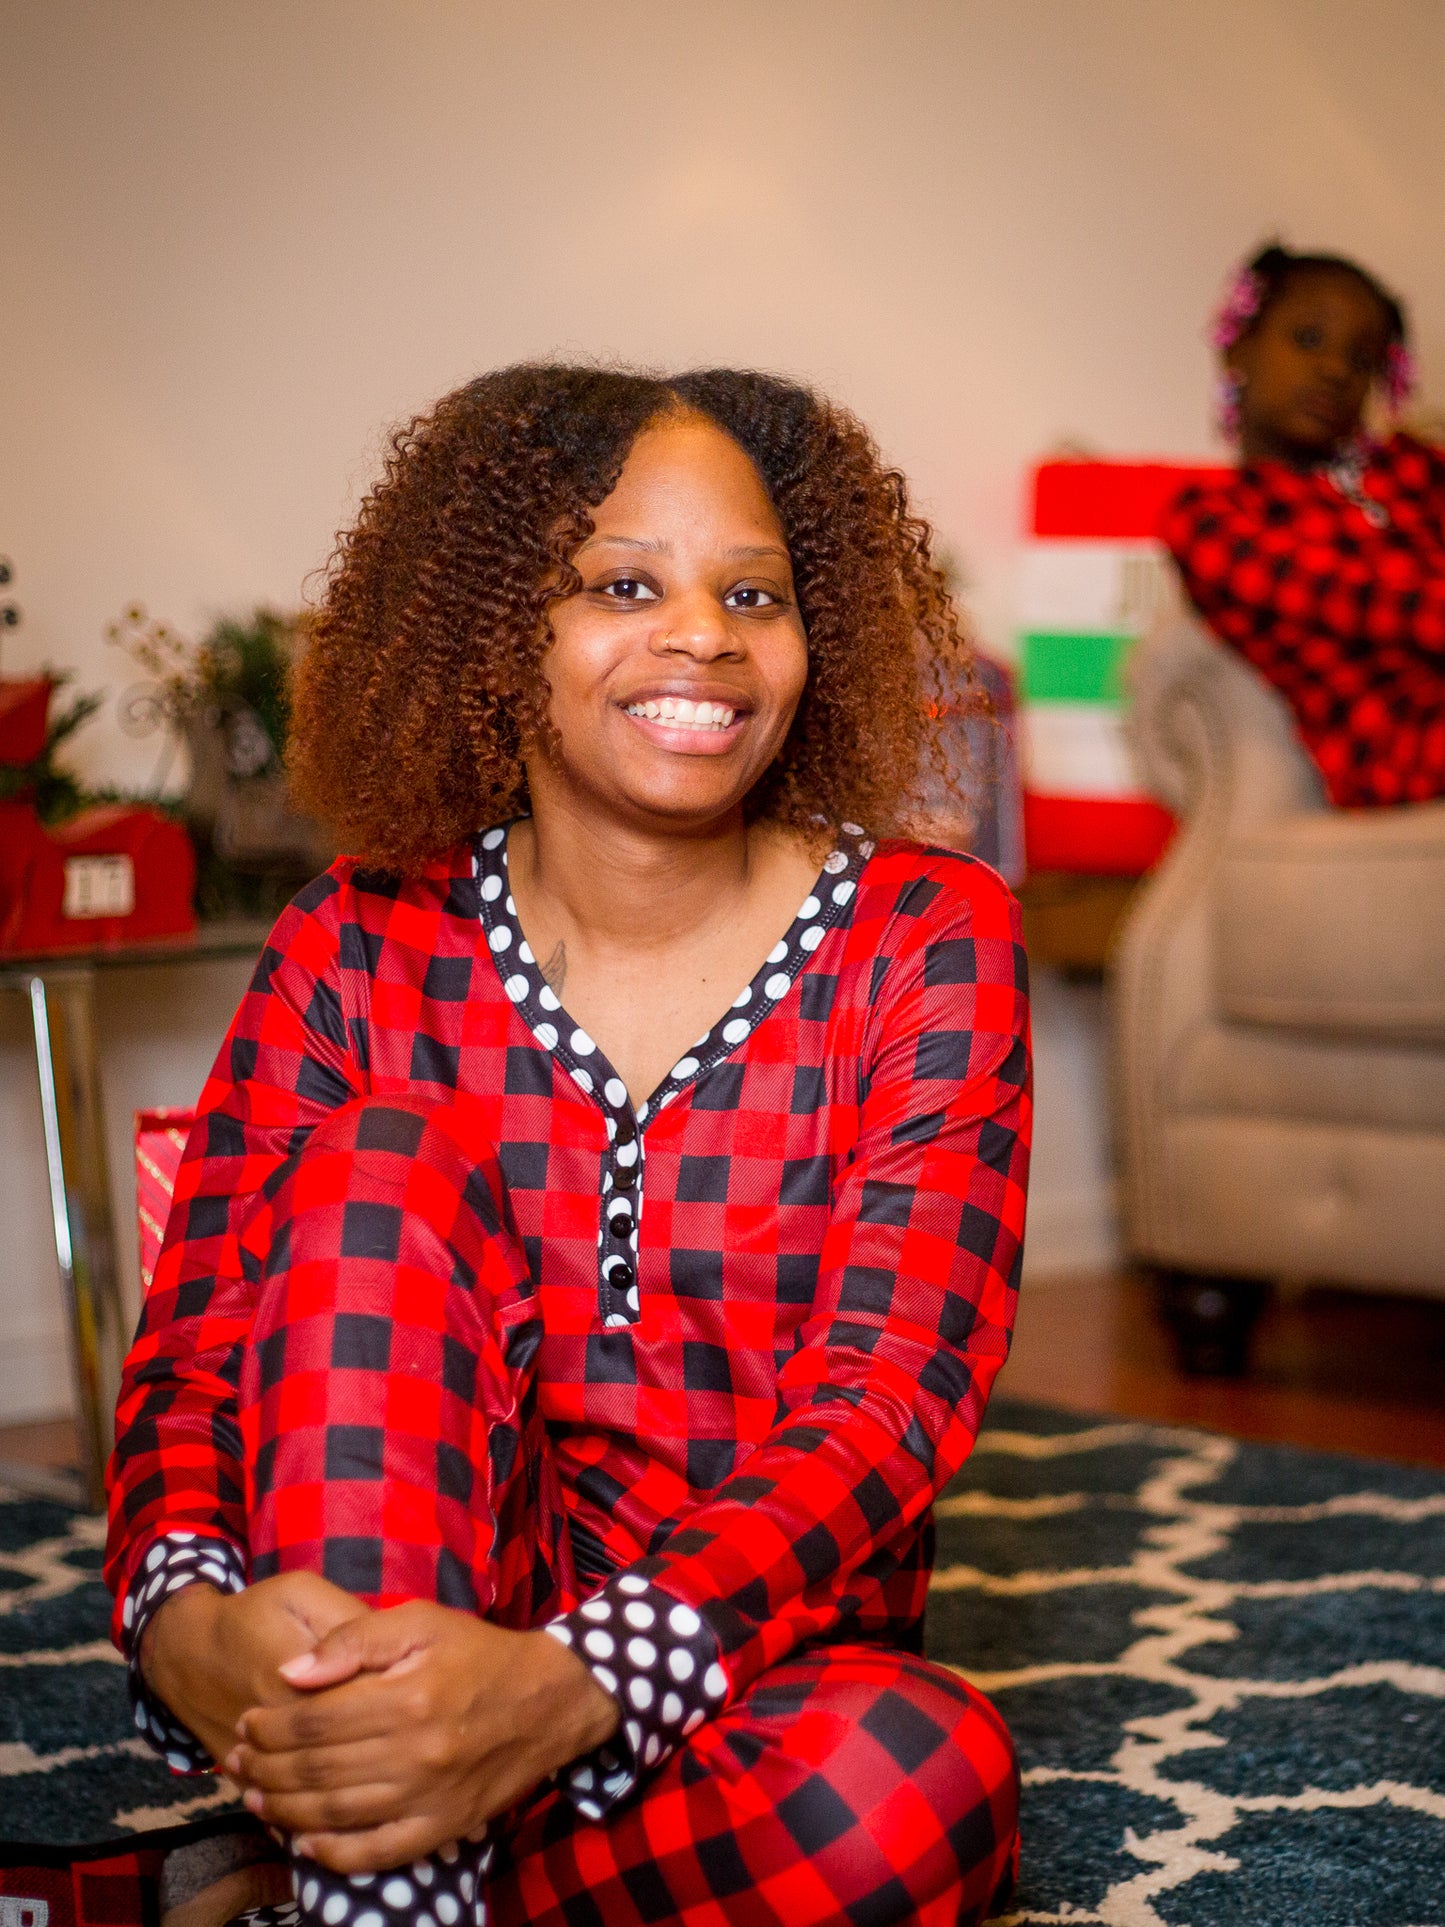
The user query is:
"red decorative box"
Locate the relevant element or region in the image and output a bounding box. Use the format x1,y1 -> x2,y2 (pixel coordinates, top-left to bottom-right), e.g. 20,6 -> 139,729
1023,791 -> 1175,876
1032,460 -> 1233,539
0,800 -> 197,954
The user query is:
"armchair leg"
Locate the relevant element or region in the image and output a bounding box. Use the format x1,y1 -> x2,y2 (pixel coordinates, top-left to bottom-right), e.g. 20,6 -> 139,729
1152,1270 -> 1268,1377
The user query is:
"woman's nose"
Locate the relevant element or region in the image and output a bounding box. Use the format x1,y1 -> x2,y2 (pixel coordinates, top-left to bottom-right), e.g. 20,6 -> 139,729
655,592 -> 740,658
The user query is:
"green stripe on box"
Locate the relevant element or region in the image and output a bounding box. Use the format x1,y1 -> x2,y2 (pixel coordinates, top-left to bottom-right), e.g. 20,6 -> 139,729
1020,633 -> 1133,704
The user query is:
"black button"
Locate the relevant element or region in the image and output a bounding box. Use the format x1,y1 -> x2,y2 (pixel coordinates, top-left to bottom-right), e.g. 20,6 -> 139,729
611,1163 -> 637,1194
608,1263 -> 634,1293
613,1116 -> 637,1146
608,1205 -> 634,1239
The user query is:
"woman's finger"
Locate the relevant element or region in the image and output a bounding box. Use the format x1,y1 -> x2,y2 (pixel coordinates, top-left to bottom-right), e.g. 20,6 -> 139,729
294,1817 -> 453,1877
241,1778 -> 405,1835
279,1602 -> 421,1690
239,1670 -> 419,1753
226,1735 -> 392,1795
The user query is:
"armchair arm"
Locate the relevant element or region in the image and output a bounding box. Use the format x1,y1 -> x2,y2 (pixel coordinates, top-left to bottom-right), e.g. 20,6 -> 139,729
1109,598 -> 1322,1261
1126,603 -> 1325,837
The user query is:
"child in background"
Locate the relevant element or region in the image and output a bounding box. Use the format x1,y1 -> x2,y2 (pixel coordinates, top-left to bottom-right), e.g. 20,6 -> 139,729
1163,243 -> 1445,807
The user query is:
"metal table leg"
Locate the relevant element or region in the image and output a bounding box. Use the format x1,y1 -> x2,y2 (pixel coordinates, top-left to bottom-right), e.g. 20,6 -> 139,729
0,969 -> 128,1511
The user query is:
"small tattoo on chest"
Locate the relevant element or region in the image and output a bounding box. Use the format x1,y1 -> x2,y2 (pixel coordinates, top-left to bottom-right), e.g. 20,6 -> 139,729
541,941 -> 567,996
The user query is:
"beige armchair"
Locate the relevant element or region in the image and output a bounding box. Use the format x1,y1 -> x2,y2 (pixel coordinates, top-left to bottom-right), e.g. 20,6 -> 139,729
1109,593 -> 1445,1370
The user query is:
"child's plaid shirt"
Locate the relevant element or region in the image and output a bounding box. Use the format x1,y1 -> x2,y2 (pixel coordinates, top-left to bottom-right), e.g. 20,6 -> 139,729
1163,432 -> 1445,807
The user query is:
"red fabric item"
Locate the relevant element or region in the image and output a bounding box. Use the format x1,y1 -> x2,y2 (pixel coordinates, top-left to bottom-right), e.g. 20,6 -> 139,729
134,1110 -> 194,1295
106,833 -> 1030,1710
1023,791 -> 1176,876
0,803 -> 196,954
0,1845 -> 164,1927
1032,460 -> 1232,539
1162,433 -> 1445,807
235,1094 -> 1020,1924
0,677 -> 54,764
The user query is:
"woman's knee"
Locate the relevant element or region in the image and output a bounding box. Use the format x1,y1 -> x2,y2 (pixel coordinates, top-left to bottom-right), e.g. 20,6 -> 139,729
236,1094 -> 535,1551
733,1649 -> 1017,1900
239,1095 -> 521,1316
277,1096 -> 507,1220
884,1658 -> 1018,1841
812,1653 -> 1017,1833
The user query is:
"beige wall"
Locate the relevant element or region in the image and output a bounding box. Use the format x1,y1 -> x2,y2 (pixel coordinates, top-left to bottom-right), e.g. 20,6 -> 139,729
3,0 -> 1443,1417
6,0 -> 1443,770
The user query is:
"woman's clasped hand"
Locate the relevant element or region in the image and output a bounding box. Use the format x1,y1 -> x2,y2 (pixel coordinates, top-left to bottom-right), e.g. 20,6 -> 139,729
223,1594 -> 617,1871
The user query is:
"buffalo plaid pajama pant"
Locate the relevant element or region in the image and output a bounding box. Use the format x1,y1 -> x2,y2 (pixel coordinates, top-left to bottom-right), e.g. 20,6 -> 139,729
201,1096 -> 1020,1926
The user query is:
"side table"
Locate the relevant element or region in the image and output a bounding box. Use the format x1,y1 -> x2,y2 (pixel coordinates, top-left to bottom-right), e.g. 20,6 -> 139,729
0,922 -> 271,1509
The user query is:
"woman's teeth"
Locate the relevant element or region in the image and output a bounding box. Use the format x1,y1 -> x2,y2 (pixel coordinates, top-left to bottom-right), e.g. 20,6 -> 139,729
626,697 -> 736,730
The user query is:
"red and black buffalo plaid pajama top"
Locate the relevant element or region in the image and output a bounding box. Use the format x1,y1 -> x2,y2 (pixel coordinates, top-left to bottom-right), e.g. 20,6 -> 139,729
105,824 -> 1030,1927
1163,432 -> 1445,807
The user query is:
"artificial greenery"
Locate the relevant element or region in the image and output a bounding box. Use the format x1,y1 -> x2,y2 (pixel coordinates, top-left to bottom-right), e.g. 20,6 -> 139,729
107,603 -> 299,777
106,603 -> 315,920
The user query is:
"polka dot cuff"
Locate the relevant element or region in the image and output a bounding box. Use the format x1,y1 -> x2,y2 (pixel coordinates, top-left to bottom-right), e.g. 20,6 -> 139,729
122,1530 -> 248,1773
288,1837 -> 493,1927
545,1574 -> 728,1819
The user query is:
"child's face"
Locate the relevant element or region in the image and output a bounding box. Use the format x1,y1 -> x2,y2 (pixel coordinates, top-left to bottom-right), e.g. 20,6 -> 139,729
530,412 -> 809,833
1230,270 -> 1393,463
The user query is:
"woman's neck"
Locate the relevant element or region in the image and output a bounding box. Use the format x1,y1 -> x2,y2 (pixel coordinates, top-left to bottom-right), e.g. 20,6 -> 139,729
508,801 -> 767,959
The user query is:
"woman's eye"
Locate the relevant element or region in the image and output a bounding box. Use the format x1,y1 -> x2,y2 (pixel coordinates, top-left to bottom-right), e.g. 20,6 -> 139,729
725,585 -> 781,610
1294,325 -> 1323,351
598,577 -> 660,602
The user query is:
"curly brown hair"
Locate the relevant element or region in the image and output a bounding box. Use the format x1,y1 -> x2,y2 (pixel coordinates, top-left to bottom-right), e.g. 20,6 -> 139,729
289,364 -> 978,871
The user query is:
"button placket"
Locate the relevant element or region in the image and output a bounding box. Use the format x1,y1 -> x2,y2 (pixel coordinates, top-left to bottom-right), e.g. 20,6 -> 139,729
599,1107 -> 643,1327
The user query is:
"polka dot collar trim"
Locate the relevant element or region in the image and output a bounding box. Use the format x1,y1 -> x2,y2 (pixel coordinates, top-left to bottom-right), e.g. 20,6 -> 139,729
472,821 -> 870,1328
474,820 -> 869,1115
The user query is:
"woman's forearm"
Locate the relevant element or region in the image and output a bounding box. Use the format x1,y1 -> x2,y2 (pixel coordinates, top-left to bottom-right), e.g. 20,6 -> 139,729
140,1583 -> 248,1762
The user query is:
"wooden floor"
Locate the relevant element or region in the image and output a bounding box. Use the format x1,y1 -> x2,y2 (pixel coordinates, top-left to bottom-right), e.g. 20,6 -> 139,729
3,1271 -> 1444,1478
1004,1267 -> 1445,1469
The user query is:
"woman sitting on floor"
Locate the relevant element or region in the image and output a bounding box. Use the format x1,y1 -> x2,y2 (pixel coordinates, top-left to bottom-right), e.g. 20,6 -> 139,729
1163,242 -> 1445,807
105,367 -> 1029,1927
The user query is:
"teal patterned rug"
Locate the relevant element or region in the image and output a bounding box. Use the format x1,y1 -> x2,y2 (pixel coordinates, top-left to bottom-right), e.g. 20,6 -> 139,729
3,1400 -> 1443,1924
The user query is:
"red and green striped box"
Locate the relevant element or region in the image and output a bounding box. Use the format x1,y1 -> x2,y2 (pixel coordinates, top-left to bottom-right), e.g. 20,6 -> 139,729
1019,459 -> 1229,875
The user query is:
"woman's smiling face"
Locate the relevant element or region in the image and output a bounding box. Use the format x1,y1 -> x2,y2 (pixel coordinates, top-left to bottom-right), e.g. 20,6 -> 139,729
530,411 -> 809,832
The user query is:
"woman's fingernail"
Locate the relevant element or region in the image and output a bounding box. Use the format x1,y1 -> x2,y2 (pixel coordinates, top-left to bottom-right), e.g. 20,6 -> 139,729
243,1788 -> 265,1815
223,1749 -> 242,1776
280,1653 -> 318,1680
293,1838 -> 314,1858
